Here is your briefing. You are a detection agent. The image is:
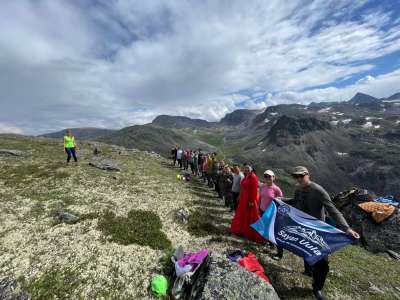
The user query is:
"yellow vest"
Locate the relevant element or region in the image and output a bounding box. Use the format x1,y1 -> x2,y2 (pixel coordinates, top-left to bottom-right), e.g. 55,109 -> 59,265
64,136 -> 75,148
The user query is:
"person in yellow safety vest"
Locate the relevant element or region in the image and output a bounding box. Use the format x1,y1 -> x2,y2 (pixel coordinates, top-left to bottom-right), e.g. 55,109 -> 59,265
64,129 -> 78,164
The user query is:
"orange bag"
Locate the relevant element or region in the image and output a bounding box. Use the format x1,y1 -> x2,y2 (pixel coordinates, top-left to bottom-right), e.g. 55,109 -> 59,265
358,202 -> 395,223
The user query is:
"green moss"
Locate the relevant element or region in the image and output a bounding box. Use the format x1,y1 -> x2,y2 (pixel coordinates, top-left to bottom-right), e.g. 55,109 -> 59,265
98,210 -> 172,250
26,267 -> 82,300
187,209 -> 225,237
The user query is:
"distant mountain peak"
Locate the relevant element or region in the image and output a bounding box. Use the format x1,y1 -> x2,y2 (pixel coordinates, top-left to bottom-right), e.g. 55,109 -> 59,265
386,92 -> 400,101
219,109 -> 260,126
151,115 -> 211,129
349,92 -> 379,104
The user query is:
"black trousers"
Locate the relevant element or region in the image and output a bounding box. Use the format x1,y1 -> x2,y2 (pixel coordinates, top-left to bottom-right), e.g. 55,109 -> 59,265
231,192 -> 240,211
304,256 -> 329,291
65,147 -> 77,162
177,159 -> 182,168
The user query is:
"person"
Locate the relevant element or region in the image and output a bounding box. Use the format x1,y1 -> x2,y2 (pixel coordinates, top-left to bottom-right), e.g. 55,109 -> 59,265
221,166 -> 233,207
197,149 -> 203,176
230,164 -> 265,243
189,150 -> 196,174
288,166 -> 360,300
259,169 -> 284,259
64,129 -> 78,164
193,150 -> 198,175
202,154 -> 209,184
171,145 -> 178,166
176,147 -> 183,169
216,160 -> 225,199
231,165 -> 244,212
207,153 -> 215,188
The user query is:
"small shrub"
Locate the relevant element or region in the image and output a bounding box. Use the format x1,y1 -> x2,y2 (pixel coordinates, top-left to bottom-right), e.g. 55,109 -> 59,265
27,267 -> 81,300
187,210 -> 224,237
98,209 -> 172,250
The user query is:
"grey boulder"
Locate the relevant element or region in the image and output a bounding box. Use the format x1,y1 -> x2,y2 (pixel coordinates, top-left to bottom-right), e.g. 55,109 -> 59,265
334,189 -> 400,252
0,278 -> 31,300
189,252 -> 279,300
89,158 -> 121,171
0,149 -> 29,157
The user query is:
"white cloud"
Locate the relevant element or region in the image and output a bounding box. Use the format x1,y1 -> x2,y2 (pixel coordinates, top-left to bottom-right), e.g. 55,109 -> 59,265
0,0 -> 399,134
267,69 -> 400,105
0,123 -> 24,134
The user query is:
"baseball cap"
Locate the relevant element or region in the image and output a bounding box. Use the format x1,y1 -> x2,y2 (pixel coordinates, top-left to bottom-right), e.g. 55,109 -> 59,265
263,170 -> 275,177
291,166 -> 309,176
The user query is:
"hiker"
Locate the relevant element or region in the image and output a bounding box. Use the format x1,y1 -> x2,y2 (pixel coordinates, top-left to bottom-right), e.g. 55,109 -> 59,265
183,149 -> 189,170
197,149 -> 203,176
288,166 -> 360,300
259,169 -> 284,259
231,164 -> 265,243
216,160 -> 226,199
64,129 -> 78,164
171,145 -> 178,166
221,166 -> 234,207
193,150 -> 198,175
206,153 -> 215,188
176,147 -> 183,168
189,150 -> 195,174
231,165 -> 244,212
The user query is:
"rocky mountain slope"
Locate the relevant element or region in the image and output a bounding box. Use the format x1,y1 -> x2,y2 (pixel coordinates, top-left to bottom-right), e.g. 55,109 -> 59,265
1,135 -> 399,299
41,127 -> 117,140
42,92 -> 400,198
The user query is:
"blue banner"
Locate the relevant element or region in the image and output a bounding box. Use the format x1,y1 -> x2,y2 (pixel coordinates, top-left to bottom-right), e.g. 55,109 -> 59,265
251,198 -> 354,265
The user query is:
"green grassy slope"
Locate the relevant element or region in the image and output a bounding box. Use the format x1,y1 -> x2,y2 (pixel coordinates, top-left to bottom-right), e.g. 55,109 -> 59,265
0,135 -> 399,299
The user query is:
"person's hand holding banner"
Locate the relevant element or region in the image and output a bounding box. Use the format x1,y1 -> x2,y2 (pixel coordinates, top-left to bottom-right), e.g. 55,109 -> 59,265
251,198 -> 356,265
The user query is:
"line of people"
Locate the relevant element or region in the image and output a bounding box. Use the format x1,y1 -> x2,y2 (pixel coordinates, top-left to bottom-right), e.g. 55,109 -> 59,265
170,145 -> 360,300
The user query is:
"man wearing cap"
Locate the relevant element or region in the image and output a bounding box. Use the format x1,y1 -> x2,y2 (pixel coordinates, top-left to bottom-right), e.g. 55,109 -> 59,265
290,166 -> 360,300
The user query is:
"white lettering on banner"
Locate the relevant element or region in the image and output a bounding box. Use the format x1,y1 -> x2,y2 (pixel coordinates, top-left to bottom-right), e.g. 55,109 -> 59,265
299,240 -> 322,255
278,230 -> 299,242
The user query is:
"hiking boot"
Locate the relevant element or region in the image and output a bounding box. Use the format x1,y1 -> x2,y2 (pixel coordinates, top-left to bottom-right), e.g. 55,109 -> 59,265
313,289 -> 327,300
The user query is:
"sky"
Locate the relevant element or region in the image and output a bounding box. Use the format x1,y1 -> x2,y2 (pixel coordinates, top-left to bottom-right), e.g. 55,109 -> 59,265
0,0 -> 400,135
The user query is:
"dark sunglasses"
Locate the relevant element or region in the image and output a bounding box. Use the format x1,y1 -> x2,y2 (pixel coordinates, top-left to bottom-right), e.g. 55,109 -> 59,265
264,175 -> 273,178
292,174 -> 306,179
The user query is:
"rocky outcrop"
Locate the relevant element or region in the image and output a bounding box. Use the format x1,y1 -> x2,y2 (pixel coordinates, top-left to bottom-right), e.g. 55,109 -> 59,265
89,158 -> 121,171
0,278 -> 30,300
190,252 -> 279,300
334,189 -> 400,252
267,115 -> 330,143
0,149 -> 30,157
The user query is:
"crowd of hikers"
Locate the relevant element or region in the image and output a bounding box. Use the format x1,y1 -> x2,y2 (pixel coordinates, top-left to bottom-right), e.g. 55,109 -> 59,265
62,130 -> 360,300
170,144 -> 360,300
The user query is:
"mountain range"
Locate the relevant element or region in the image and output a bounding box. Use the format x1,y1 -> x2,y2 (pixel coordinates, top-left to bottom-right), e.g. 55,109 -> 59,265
41,92 -> 400,197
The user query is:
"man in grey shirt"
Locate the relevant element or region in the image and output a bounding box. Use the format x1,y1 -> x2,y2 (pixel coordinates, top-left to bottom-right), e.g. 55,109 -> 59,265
231,165 -> 244,212
290,166 -> 359,300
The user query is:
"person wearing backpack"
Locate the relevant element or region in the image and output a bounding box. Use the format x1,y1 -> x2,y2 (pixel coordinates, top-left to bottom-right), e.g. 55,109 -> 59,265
64,129 -> 78,164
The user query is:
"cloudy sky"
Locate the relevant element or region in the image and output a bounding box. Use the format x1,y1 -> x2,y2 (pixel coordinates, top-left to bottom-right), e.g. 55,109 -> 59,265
1,0 -> 400,135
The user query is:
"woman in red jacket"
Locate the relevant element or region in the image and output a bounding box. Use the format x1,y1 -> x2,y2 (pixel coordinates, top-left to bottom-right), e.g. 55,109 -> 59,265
231,165 -> 265,243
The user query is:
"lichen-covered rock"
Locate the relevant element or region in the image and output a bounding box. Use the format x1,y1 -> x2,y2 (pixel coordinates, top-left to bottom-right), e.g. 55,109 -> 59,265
0,149 -> 29,157
0,278 -> 31,300
191,252 -> 280,300
89,158 -> 121,171
175,208 -> 190,224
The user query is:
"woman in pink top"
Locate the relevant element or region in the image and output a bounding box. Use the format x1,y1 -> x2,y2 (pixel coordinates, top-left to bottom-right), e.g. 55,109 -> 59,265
259,169 -> 283,215
259,169 -> 284,260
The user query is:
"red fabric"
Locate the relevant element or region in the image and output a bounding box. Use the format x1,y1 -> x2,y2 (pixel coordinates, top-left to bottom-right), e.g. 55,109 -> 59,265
238,252 -> 270,283
231,172 -> 265,243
